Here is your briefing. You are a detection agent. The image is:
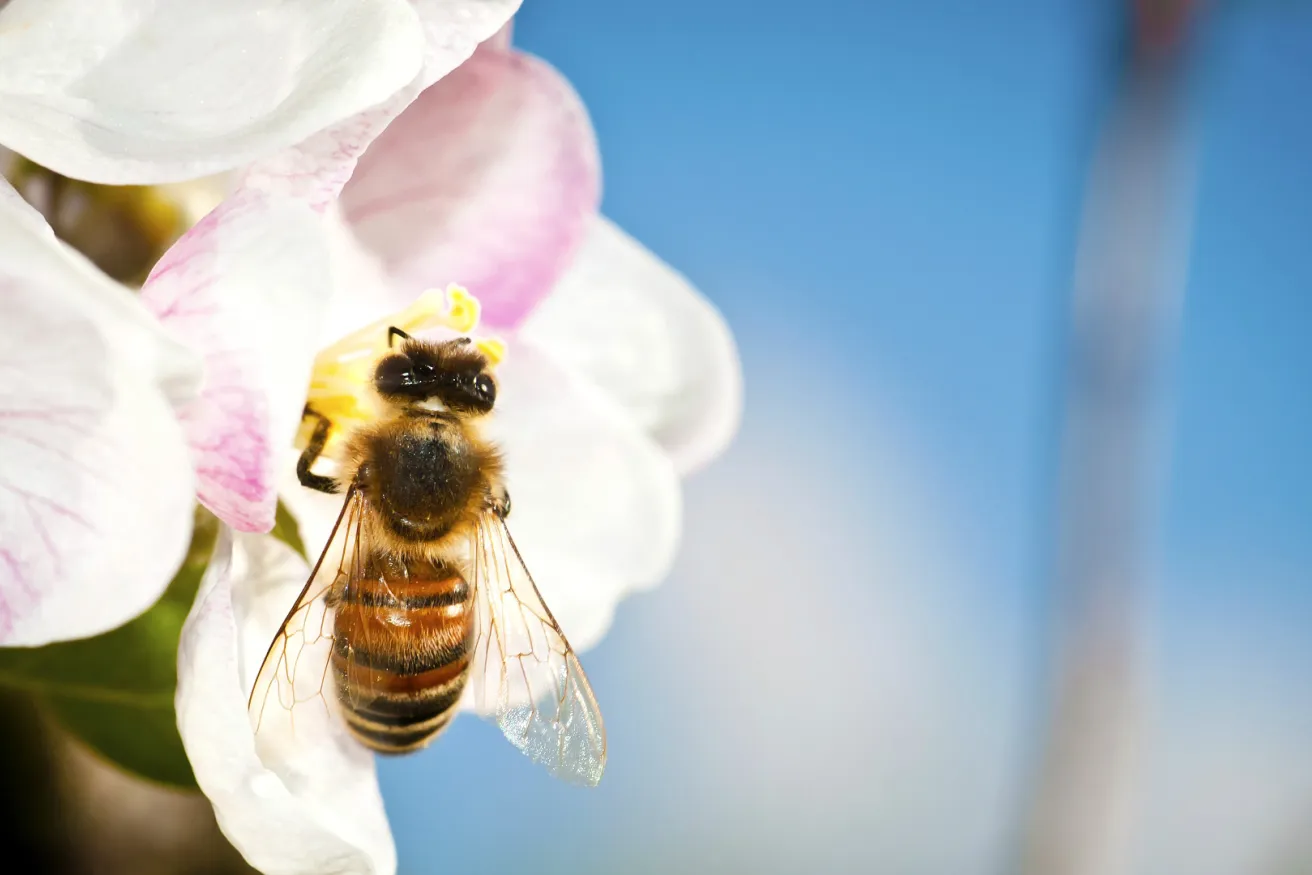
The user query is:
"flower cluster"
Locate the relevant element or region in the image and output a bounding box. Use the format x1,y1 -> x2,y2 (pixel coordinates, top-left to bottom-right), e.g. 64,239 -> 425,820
0,3 -> 739,874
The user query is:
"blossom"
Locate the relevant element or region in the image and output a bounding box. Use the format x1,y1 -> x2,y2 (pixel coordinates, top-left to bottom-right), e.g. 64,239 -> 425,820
169,34 -> 740,875
0,2 -> 521,645
0,186 -> 200,644
140,1 -> 525,533
3,3 -> 738,871
0,0 -> 426,184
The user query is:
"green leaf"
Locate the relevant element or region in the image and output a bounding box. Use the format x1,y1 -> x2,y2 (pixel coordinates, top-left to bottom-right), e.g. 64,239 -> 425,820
45,696 -> 197,786
269,497 -> 308,561
0,507 -> 218,788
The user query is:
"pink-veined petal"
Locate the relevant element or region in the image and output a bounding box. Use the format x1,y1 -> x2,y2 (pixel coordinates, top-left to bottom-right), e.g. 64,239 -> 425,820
240,0 -> 522,211
141,192 -> 331,533
519,217 -> 743,475
177,529 -> 395,875
340,45 -> 599,328
0,0 -> 424,184
0,184 -> 200,645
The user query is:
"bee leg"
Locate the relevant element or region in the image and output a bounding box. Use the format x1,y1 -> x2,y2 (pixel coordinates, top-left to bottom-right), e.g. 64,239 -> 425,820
487,484 -> 511,519
296,406 -> 340,494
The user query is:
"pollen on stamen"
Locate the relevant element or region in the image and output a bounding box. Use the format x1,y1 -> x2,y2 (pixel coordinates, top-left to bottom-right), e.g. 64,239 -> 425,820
295,285 -> 507,453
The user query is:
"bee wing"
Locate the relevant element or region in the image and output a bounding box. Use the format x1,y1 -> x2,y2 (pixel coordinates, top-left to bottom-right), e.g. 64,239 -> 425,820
247,484 -> 367,746
467,514 -> 607,786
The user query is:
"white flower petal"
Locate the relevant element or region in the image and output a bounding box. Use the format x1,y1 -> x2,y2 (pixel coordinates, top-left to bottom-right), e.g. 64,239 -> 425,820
240,0 -> 522,210
319,206 -> 406,345
519,217 -> 742,475
411,0 -> 524,83
141,192 -> 332,533
177,528 -> 395,875
484,338 -> 682,652
0,184 -> 200,645
0,0 -> 424,184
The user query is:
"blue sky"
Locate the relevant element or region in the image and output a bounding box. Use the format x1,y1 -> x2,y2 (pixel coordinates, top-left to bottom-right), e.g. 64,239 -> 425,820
379,3 -> 1312,873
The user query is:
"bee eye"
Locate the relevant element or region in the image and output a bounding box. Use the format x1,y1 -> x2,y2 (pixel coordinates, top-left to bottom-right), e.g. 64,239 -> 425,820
473,374 -> 496,404
374,354 -> 414,393
414,361 -> 437,379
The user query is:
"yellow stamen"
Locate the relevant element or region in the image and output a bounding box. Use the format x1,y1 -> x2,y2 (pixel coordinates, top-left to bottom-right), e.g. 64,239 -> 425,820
445,286 -> 482,333
476,338 -> 506,367
298,285 -> 507,454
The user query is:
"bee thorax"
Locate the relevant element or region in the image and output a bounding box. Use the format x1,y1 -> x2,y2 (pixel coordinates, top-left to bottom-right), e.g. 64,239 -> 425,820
349,417 -> 496,544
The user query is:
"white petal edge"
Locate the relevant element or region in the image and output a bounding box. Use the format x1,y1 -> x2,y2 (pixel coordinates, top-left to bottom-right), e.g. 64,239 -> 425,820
178,528 -> 395,875
240,0 -> 522,210
518,216 -> 743,475
413,0 -> 526,90
141,191 -> 332,533
485,18 -> 514,50
0,0 -> 424,184
0,183 -> 200,645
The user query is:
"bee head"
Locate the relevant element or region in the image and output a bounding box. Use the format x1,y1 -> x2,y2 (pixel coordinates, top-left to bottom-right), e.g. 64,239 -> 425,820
373,332 -> 497,415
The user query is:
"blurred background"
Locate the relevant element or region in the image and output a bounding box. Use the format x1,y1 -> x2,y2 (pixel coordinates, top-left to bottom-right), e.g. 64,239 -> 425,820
378,2 -> 1307,874
6,1 -> 1311,873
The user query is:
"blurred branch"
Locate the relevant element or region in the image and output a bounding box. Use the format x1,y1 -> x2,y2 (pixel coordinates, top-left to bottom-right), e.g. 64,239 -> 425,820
54,729 -> 258,875
1015,2 -> 1200,874
0,690 -> 75,873
0,687 -> 255,875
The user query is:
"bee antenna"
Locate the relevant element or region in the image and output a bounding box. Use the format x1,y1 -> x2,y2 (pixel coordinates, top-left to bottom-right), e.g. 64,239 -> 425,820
387,327 -> 412,348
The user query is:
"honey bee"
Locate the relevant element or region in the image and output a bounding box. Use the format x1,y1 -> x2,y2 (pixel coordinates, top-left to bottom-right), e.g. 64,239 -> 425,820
248,328 -> 606,785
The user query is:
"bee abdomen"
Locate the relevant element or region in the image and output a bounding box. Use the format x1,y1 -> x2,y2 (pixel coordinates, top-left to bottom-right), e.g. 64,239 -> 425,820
331,565 -> 475,755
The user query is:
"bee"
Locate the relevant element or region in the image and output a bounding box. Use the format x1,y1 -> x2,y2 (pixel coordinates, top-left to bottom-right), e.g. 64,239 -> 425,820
247,327 -> 606,785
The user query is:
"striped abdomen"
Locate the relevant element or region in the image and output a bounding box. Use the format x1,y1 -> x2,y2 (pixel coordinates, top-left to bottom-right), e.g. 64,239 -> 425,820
331,554 -> 474,754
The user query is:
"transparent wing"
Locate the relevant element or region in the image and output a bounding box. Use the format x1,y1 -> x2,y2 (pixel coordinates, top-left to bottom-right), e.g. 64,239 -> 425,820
247,485 -> 367,747
467,514 -> 607,786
